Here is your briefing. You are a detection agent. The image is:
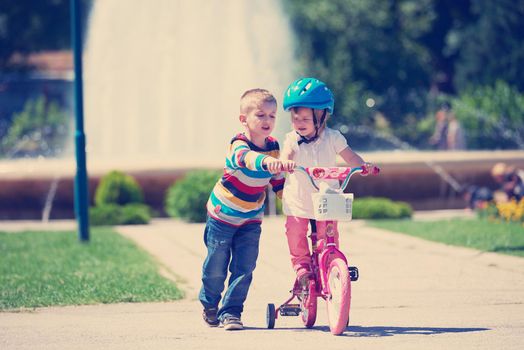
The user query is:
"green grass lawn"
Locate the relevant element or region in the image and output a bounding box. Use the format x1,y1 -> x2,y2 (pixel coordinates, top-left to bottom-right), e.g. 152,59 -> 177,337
368,218 -> 524,257
0,228 -> 183,310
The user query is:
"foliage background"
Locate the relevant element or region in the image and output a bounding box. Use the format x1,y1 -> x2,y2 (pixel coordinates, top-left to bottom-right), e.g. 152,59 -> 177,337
0,0 -> 523,154
283,0 -> 524,150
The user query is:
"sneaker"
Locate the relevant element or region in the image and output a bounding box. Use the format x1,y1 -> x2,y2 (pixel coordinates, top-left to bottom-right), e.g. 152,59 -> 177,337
202,308 -> 219,327
296,267 -> 312,287
221,315 -> 243,331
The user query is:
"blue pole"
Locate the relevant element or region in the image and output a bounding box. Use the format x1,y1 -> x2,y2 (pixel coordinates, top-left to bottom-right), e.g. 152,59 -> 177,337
70,0 -> 90,242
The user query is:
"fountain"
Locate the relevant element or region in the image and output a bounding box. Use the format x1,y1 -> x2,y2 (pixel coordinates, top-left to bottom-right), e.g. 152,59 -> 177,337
0,0 -> 297,219
83,0 -> 295,166
1,1 -> 524,220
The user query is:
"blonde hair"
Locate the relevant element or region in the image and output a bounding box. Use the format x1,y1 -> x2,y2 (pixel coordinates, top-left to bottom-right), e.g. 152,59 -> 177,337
240,89 -> 277,114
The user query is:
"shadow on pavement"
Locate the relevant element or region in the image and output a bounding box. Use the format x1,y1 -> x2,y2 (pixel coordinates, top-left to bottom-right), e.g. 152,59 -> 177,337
244,325 -> 489,336
345,325 -> 489,337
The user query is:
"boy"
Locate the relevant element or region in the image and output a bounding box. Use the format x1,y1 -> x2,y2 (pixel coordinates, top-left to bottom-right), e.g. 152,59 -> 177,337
199,89 -> 289,330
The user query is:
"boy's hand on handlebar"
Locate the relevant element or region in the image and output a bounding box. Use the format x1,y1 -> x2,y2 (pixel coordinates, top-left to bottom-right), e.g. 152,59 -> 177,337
281,160 -> 296,173
263,157 -> 283,174
361,162 -> 380,176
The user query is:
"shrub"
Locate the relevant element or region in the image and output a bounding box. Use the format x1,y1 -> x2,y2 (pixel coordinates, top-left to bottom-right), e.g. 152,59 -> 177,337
90,203 -> 151,226
89,204 -> 123,226
121,204 -> 151,225
91,171 -> 150,226
397,201 -> 413,218
352,197 -> 413,219
165,170 -> 222,223
95,171 -> 144,207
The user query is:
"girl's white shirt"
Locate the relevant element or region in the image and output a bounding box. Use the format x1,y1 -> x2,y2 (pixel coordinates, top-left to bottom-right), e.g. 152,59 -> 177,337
282,127 -> 348,218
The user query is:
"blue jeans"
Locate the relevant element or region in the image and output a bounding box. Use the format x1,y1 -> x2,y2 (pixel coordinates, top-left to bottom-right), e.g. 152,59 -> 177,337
199,216 -> 261,320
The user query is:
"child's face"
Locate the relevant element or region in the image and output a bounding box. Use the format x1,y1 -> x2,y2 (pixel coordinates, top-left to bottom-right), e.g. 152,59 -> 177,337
291,107 -> 316,138
243,101 -> 277,139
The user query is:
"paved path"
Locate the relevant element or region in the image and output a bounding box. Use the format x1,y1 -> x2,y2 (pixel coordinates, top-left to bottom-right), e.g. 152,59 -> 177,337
1,216 -> 524,349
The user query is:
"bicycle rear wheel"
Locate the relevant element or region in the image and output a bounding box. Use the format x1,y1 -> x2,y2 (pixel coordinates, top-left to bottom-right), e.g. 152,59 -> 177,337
326,258 -> 351,335
300,279 -> 317,328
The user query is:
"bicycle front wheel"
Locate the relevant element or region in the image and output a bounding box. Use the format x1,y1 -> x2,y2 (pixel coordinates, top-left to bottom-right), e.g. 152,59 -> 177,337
326,258 -> 351,335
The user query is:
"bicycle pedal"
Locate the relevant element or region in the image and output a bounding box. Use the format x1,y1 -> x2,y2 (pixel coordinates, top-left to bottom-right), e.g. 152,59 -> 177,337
349,266 -> 359,281
279,304 -> 301,316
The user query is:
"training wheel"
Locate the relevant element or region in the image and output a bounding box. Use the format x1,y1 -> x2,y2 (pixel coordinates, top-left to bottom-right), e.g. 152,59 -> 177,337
266,303 -> 276,329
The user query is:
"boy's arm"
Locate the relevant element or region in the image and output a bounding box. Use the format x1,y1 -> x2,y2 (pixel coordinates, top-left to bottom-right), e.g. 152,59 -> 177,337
227,140 -> 281,173
227,140 -> 267,171
269,143 -> 290,199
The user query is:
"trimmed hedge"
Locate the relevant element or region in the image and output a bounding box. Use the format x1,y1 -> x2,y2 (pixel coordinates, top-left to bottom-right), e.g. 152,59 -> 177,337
274,196 -> 411,219
163,169 -> 412,222
91,171 -> 150,226
95,170 -> 144,207
90,203 -> 151,226
165,170 -> 222,223
352,197 -> 412,219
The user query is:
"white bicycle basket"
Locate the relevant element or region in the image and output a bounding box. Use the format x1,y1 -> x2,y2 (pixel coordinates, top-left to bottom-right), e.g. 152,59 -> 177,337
311,192 -> 354,221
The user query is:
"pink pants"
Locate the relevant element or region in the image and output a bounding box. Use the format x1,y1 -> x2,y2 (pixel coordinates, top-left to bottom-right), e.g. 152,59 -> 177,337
285,216 -> 340,273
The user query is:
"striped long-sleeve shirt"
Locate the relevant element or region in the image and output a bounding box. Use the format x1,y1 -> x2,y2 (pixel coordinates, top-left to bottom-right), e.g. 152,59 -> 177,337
206,133 -> 285,226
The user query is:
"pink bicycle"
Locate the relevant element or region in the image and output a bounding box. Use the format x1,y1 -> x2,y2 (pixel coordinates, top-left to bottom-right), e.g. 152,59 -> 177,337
266,165 -> 379,335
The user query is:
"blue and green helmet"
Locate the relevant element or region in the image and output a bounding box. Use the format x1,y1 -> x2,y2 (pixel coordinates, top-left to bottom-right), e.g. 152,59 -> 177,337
283,77 -> 334,114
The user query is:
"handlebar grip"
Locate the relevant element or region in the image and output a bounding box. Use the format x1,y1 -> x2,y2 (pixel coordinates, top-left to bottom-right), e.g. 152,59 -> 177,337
361,164 -> 380,176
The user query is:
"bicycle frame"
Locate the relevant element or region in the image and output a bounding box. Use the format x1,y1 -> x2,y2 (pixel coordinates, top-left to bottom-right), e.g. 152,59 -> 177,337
295,166 -> 362,298
268,165 -> 379,332
316,223 -> 346,297
274,165 -> 367,313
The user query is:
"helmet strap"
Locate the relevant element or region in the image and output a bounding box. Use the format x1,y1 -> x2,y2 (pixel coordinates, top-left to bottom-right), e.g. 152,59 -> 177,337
317,109 -> 327,129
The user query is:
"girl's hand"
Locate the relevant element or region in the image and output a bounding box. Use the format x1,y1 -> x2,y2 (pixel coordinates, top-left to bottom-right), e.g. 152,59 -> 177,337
263,157 -> 283,174
361,162 -> 380,176
282,160 -> 296,173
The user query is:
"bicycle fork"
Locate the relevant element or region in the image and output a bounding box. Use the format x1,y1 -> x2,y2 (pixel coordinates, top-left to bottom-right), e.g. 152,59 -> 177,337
314,221 -> 359,291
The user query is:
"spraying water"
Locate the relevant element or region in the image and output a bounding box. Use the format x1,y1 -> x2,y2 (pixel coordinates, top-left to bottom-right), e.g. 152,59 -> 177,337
42,176 -> 60,222
347,125 -> 464,192
452,100 -> 524,149
83,0 -> 295,165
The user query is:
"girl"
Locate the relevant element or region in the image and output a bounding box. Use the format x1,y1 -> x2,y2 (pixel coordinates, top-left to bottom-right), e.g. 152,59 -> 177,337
280,77 -> 375,283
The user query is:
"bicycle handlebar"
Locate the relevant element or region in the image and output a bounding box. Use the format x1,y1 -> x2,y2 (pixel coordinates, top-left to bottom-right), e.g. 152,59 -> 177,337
293,165 -> 380,192
261,162 -> 380,192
